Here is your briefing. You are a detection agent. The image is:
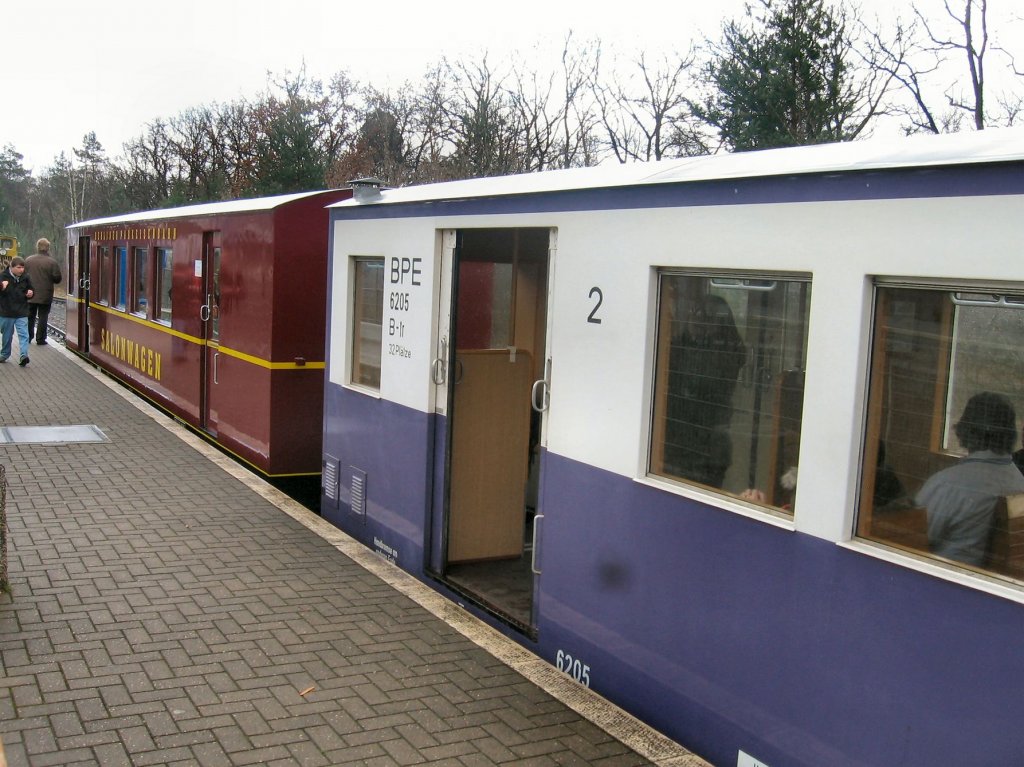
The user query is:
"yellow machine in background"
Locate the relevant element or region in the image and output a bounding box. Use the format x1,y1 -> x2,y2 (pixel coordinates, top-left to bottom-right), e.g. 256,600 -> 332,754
0,235 -> 18,269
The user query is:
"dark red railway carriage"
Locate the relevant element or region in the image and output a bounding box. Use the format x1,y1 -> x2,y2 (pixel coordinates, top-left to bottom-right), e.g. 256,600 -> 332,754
65,190 -> 350,477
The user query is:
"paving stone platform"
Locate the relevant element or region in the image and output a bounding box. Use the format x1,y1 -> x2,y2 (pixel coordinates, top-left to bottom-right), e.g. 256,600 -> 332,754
0,336 -> 709,767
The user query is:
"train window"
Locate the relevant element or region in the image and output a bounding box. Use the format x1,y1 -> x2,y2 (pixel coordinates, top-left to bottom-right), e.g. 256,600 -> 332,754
858,284 -> 1024,581
68,246 -> 76,298
650,272 -> 811,516
131,247 -> 148,316
97,246 -> 111,305
155,248 -> 172,324
351,257 -> 384,389
114,246 -> 128,310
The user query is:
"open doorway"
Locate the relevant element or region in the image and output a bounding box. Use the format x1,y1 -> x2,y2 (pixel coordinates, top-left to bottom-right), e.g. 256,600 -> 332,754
440,228 -> 550,632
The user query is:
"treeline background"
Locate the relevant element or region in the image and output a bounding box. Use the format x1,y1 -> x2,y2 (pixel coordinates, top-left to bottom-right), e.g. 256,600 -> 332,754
1,0 -> 1021,254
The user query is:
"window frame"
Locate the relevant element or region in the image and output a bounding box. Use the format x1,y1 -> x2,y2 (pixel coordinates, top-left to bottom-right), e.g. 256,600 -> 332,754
349,256 -> 385,391
97,245 -> 111,306
154,247 -> 173,326
856,277 -> 1024,585
130,246 -> 149,318
68,245 -> 76,298
114,245 -> 128,311
647,268 -> 812,520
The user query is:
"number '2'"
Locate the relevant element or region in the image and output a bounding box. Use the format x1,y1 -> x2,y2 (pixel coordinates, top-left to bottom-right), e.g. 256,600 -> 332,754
588,287 -> 603,324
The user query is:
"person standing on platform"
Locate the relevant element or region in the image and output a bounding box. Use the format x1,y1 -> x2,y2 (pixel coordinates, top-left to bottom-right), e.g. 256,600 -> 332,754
25,238 -> 62,345
0,256 -> 35,366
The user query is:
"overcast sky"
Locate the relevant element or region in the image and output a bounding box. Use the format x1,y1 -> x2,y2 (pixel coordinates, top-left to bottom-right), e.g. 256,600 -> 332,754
5,0 -> 1023,172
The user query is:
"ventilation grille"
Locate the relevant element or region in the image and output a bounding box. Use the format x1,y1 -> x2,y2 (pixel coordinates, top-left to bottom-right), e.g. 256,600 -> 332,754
322,454 -> 340,508
349,467 -> 367,517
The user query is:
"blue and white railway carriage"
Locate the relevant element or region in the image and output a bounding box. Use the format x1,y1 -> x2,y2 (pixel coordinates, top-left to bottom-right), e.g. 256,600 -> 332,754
323,130 -> 1024,767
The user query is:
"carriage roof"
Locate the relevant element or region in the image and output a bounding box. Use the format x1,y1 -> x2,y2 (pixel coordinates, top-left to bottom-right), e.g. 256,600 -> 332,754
68,190 -> 340,229
331,128 -> 1024,209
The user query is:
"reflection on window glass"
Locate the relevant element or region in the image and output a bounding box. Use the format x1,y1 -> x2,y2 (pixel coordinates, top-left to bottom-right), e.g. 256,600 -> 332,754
132,247 -> 148,315
351,258 -> 384,389
156,248 -> 172,324
211,247 -> 221,341
650,273 -> 811,515
114,246 -> 128,310
858,285 -> 1024,580
456,261 -> 513,349
98,246 -> 111,305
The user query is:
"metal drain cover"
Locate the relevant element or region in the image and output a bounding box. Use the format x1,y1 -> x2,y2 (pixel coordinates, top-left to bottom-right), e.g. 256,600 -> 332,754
0,425 -> 108,444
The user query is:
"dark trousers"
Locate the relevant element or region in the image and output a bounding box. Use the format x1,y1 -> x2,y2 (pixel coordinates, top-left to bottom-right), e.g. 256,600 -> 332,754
27,302 -> 51,343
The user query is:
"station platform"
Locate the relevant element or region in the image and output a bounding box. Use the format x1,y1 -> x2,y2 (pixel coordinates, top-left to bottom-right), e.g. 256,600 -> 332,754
0,336 -> 709,767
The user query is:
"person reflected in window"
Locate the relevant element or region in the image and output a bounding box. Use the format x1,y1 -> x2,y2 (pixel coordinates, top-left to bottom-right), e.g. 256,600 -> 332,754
1013,425 -> 1024,477
873,441 -> 906,510
916,392 -> 1024,566
664,292 -> 746,489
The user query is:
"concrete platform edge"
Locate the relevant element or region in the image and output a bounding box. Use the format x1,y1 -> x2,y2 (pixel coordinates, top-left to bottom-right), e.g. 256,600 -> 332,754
52,342 -> 711,767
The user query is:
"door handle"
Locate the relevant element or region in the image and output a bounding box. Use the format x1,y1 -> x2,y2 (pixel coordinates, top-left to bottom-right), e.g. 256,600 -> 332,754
531,358 -> 552,412
531,514 -> 544,575
531,379 -> 549,412
431,337 -> 448,385
200,293 -> 211,321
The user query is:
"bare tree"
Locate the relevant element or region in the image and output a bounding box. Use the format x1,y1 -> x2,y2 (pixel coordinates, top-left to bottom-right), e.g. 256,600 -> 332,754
594,48 -> 707,162
167,107 -> 222,200
863,16 -> 947,133
917,0 -> 989,129
405,64 -> 460,183
507,34 -> 601,171
117,119 -> 174,209
441,55 -> 526,179
63,132 -> 114,222
214,99 -> 263,197
557,36 -> 602,168
872,0 -> 1023,132
328,87 -> 417,187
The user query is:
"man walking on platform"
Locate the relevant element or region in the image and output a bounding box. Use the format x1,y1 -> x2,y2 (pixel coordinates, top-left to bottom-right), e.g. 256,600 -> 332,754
25,238 -> 62,345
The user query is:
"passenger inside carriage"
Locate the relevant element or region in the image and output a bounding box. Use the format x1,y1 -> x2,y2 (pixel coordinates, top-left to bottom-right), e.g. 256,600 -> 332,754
916,392 -> 1024,567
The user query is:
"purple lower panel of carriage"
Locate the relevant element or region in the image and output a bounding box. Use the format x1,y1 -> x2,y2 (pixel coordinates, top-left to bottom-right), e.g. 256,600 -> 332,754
321,385 -> 435,573
534,451 -> 1024,767
321,385 -> 1024,767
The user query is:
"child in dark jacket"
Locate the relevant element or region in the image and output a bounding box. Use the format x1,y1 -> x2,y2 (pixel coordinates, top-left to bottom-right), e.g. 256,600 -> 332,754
0,256 -> 35,365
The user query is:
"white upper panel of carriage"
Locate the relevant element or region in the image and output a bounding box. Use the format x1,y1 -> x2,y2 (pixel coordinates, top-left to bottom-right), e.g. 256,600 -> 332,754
67,189 -> 339,229
331,128 -> 1024,209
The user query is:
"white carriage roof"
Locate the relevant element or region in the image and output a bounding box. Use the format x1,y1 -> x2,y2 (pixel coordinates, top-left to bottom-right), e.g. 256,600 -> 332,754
330,128 -> 1024,208
68,190 -> 338,229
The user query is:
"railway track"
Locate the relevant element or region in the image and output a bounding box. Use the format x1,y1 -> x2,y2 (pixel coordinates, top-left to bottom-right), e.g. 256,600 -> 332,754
45,295 -> 67,344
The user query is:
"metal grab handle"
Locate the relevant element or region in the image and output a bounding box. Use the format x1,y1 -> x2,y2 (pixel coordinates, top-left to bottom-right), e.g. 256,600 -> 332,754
532,358 -> 552,412
80,277 -> 90,290
453,358 -> 464,384
531,379 -> 549,412
213,352 -> 219,384
530,514 -> 544,575
431,358 -> 446,385
431,337 -> 448,385
200,304 -> 211,321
